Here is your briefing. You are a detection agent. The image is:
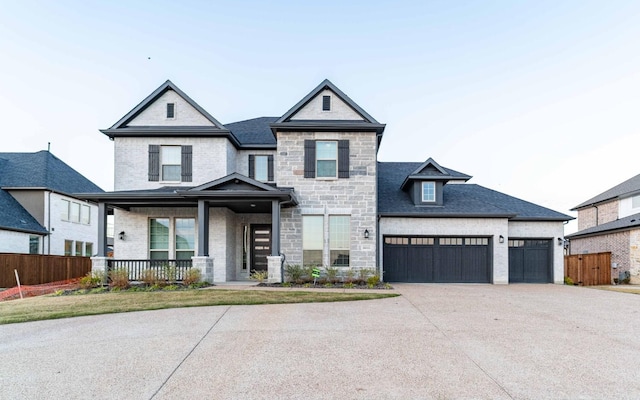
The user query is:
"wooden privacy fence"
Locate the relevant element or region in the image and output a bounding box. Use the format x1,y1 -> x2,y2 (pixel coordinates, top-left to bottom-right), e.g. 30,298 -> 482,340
0,253 -> 91,287
564,252 -> 611,286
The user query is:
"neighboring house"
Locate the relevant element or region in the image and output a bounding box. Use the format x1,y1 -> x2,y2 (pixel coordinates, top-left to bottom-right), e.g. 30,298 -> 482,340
79,79 -> 572,284
0,151 -> 104,256
566,173 -> 640,284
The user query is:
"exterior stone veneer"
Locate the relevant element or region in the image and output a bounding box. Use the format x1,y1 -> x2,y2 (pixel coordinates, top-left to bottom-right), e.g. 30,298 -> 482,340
276,131 -> 377,271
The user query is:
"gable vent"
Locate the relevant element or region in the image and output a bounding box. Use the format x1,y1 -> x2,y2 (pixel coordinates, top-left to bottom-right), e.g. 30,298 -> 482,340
322,95 -> 331,111
166,103 -> 175,118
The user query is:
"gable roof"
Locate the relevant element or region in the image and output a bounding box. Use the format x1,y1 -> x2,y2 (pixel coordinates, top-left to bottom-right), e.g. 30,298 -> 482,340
187,173 -> 279,192
100,80 -> 237,143
400,158 -> 472,190
271,79 -> 386,138
566,211 -> 640,238
0,151 -> 103,194
379,162 -> 572,221
572,173 -> 640,210
0,189 -> 48,234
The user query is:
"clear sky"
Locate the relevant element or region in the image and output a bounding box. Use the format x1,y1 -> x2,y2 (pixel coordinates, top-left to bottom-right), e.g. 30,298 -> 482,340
1,0 -> 640,233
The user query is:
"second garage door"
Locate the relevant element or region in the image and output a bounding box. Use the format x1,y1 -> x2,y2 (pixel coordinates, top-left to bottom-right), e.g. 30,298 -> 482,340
508,239 -> 552,283
383,236 -> 491,283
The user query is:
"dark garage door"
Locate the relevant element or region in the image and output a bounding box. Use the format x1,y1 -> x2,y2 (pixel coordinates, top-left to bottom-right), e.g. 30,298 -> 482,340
383,237 -> 491,283
508,239 -> 552,283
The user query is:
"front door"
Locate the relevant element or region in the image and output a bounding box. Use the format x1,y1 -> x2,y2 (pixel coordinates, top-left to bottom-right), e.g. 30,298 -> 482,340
250,225 -> 271,272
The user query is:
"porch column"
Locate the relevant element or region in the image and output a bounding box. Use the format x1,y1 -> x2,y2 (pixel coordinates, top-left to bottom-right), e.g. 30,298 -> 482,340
97,202 -> 108,257
271,200 -> 280,256
197,199 -> 209,256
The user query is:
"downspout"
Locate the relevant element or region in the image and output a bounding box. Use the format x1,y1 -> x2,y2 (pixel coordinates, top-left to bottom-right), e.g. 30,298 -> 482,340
47,190 -> 51,255
594,205 -> 599,226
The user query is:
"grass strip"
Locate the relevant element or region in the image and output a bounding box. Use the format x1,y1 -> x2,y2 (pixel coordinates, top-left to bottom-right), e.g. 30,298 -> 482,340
590,286 -> 640,295
0,289 -> 398,325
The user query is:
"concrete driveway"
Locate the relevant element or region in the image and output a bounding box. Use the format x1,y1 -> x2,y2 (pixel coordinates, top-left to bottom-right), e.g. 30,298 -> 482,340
2,284 -> 640,399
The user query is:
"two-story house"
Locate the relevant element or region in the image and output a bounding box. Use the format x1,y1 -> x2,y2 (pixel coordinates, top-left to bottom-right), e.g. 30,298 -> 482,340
0,151 -> 103,256
80,79 -> 571,284
566,173 -> 640,283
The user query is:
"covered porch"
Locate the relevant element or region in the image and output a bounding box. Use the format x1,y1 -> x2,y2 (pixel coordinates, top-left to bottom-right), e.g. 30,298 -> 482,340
77,174 -> 298,283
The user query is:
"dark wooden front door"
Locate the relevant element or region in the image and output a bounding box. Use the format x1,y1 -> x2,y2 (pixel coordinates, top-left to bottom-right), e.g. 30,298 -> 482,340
250,225 -> 271,272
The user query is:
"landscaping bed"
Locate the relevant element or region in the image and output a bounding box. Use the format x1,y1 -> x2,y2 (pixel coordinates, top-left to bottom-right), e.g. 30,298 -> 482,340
257,282 -> 393,290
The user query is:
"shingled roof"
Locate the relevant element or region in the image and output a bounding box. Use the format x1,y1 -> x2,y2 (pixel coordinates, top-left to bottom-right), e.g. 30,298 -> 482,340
225,117 -> 278,146
566,211 -> 640,238
378,162 -> 572,221
572,173 -> 640,210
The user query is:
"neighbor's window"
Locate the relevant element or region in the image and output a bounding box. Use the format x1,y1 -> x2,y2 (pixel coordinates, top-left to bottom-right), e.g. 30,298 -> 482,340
81,204 -> 91,225
254,155 -> 269,182
303,215 -> 323,266
64,240 -> 73,256
29,236 -> 39,254
422,182 -> 435,202
85,242 -> 93,257
329,215 -> 350,267
633,195 -> 640,209
75,241 -> 83,256
166,103 -> 175,118
175,218 -> 195,260
316,141 -> 337,178
150,218 -> 170,259
69,202 -> 81,223
61,199 -> 70,221
161,146 -> 181,181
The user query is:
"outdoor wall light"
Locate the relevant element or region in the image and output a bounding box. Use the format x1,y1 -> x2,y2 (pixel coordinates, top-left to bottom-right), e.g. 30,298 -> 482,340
558,237 -> 563,246
364,229 -> 370,239
119,231 -> 126,240
499,235 -> 504,243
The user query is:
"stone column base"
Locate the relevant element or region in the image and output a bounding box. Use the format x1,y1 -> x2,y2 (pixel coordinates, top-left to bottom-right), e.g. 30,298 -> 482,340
267,256 -> 283,283
192,256 -> 214,283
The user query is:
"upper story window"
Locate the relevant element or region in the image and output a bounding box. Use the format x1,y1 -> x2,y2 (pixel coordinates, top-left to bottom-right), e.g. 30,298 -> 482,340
304,140 -> 349,179
166,103 -> 176,119
633,195 -> 640,209
61,200 -> 91,224
316,141 -> 337,178
81,204 -> 90,224
161,146 -> 181,181
149,145 -> 192,182
421,181 -> 436,202
322,95 -> 331,111
249,154 -> 274,182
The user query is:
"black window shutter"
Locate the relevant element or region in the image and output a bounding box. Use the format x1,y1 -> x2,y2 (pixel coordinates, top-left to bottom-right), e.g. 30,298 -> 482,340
304,140 -> 316,178
181,145 -> 192,182
148,145 -> 159,182
267,155 -> 274,181
322,95 -> 331,111
248,155 -> 255,179
338,140 -> 349,178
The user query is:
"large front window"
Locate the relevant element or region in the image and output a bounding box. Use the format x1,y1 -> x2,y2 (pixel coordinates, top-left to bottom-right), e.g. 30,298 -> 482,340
316,141 -> 337,178
303,215 -> 323,266
161,146 -> 181,181
150,218 -> 170,259
329,216 -> 350,267
175,218 -> 195,260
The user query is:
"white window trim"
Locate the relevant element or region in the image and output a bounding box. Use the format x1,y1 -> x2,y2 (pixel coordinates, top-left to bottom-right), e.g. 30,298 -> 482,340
160,145 -> 181,182
316,141 -> 338,179
421,181 -> 436,203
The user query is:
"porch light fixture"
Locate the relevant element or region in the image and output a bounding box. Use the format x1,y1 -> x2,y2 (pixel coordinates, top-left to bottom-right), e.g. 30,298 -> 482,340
558,237 -> 563,246
364,229 -> 370,239
499,235 -> 504,243
119,231 -> 126,240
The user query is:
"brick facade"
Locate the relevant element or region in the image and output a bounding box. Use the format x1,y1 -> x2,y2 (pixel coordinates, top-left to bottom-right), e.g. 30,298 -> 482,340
569,232 -> 628,281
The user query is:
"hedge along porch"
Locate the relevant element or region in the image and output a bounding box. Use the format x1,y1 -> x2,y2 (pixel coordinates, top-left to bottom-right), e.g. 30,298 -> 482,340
79,173 -> 298,283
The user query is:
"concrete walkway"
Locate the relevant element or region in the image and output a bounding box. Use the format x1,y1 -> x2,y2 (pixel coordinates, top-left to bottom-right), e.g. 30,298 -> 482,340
1,284 -> 640,399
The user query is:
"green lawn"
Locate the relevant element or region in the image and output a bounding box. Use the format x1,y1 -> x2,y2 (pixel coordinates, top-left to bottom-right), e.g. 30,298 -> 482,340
0,289 -> 399,325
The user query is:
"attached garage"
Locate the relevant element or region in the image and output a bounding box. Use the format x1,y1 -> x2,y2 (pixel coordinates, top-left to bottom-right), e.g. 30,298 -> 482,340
508,239 -> 553,283
383,236 -> 492,283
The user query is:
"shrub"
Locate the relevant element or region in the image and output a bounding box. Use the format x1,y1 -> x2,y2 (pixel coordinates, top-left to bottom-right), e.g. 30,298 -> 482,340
79,271 -> 103,289
343,282 -> 355,289
163,264 -> 177,284
344,269 -> 356,284
303,265 -> 317,282
324,265 -> 339,283
284,264 -> 304,283
367,274 -> 380,288
250,269 -> 268,283
358,268 -> 374,282
109,268 -> 130,289
141,269 -> 161,286
564,276 -> 574,285
182,268 -> 201,286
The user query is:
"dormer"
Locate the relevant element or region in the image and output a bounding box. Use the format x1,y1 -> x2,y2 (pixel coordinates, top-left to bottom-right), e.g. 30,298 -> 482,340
401,158 -> 471,206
